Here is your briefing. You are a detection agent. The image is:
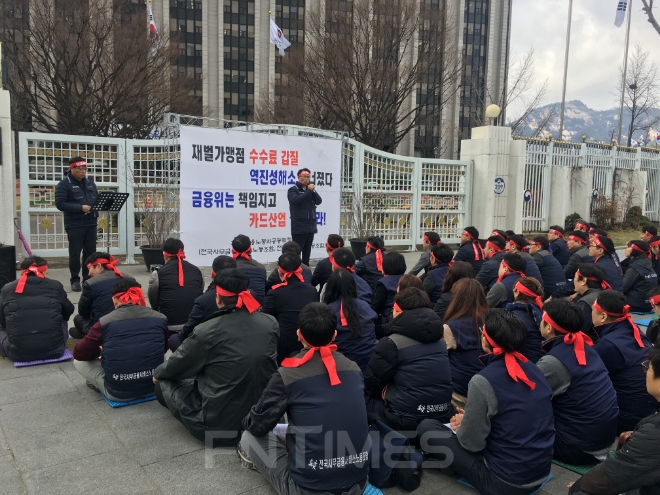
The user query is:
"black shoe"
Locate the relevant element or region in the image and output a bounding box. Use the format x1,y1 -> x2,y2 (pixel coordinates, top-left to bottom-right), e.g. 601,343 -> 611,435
86,381 -> 100,393
237,442 -> 256,470
71,281 -> 82,292
69,327 -> 85,339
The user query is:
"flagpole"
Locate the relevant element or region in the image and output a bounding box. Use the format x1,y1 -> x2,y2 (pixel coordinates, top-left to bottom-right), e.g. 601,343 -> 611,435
558,0 -> 573,142
617,0 -> 633,145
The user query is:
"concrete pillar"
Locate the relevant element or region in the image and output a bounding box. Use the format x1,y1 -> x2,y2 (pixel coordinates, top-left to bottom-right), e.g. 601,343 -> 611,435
548,166 -> 572,228
614,169 -> 648,221
460,125 -> 523,235
570,167 -> 593,223
0,90 -> 15,245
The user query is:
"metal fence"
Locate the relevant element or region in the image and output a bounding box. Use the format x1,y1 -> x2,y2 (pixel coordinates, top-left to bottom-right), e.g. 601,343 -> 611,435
18,119 -> 472,260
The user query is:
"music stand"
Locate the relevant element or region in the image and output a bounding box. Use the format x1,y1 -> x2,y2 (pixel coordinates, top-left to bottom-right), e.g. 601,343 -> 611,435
91,192 -> 130,256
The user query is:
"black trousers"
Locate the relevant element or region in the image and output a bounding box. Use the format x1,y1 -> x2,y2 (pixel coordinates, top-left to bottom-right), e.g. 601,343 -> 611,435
66,225 -> 97,283
292,233 -> 315,266
553,434 -> 598,465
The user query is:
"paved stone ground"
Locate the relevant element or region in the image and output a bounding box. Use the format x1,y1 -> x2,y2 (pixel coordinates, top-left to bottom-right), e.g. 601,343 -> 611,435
2,250 -> 644,494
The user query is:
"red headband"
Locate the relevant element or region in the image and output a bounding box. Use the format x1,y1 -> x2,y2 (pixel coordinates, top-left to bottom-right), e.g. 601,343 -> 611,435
163,249 -> 185,286
15,264 -> 47,293
215,286 -> 260,313
514,280 -> 542,308
329,255 -> 355,273
463,230 -> 476,241
282,345 -> 341,385
496,260 -> 525,282
649,294 -> 660,307
367,242 -> 383,272
575,269 -> 612,290
87,256 -> 123,277
542,312 -> 593,365
463,231 -> 485,260
491,231 -> 506,240
393,302 -> 403,314
326,242 -> 340,252
576,222 -> 588,230
482,326 -> 536,389
592,236 -> 608,253
424,235 -> 441,245
569,235 -> 587,245
592,300 -> 644,348
508,239 -> 527,251
232,246 -> 252,261
549,229 -> 564,238
486,241 -> 503,257
628,242 -> 650,255
271,267 -> 305,290
114,287 -> 146,306
69,160 -> 87,168
298,171 -> 311,177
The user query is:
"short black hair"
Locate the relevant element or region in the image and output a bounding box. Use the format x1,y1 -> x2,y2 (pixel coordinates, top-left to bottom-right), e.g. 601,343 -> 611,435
548,225 -> 564,234
588,222 -> 599,230
85,252 -> 111,266
502,253 -> 526,273
464,226 -> 479,240
394,287 -> 431,311
212,255 -> 237,273
483,308 -> 527,353
543,299 -> 583,333
232,234 -> 252,253
532,236 -> 549,250
568,230 -> 588,244
367,236 -> 385,250
508,234 -> 529,251
594,290 -> 628,315
278,252 -> 302,272
332,247 -> 356,269
327,234 -> 344,249
592,235 -> 615,255
281,241 -> 302,256
575,263 -> 606,289
19,256 -> 47,269
424,232 -> 441,245
111,279 -> 141,296
505,230 -> 516,237
591,228 -> 609,238
382,252 -> 406,275
486,236 -> 505,250
628,240 -> 650,259
214,269 -> 250,306
69,156 -> 86,165
647,285 -> 660,299
643,225 -> 658,236
162,238 -> 184,255
298,302 -> 337,346
431,244 -> 454,264
297,167 -> 311,177
649,347 -> 660,379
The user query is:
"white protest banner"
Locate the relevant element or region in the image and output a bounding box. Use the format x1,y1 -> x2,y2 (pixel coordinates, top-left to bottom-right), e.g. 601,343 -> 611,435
180,126 -> 342,265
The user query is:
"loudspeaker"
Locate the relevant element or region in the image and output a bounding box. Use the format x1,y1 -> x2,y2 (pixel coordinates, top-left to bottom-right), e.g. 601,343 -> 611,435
0,245 -> 17,290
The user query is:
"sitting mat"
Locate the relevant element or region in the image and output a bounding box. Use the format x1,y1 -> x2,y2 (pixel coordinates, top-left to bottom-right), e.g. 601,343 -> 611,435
552,459 -> 599,475
631,311 -> 655,315
13,349 -> 73,368
458,473 -> 553,494
101,394 -> 157,408
634,318 -> 655,327
363,483 -> 384,495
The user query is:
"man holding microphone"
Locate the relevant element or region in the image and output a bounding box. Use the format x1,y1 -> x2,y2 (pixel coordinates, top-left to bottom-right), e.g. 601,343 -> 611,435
55,156 -> 99,291
287,168 -> 322,266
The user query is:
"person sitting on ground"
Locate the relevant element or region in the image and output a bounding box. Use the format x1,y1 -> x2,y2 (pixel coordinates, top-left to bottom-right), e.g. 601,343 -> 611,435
148,238 -> 204,332
70,252 -> 135,339
73,280 -> 167,401
505,235 -> 544,286
0,257 -> 74,362
453,226 -> 486,273
354,236 -> 386,291
476,235 -> 507,293
568,347 -> 660,495
592,290 -> 655,433
646,287 -> 660,346
506,277 -> 545,363
409,231 -> 441,277
564,230 -> 593,279
266,241 -> 312,292
537,298 -> 619,465
323,247 -> 373,303
547,225 -> 571,267
322,270 -> 377,373
398,273 -> 424,292
263,253 -> 320,364
575,220 -> 589,233
371,251 -> 407,337
311,234 -> 344,291
417,309 -> 554,495
640,225 -> 657,243
622,240 -> 658,313
485,253 -> 526,309
443,279 -> 487,409
153,269 -> 278,444
650,235 -> 660,279
169,255 -> 237,351
231,234 -> 268,304
239,303 -> 370,495
365,288 -> 453,432
434,261 -> 476,321
490,229 -> 507,241
589,235 -> 624,292
423,244 -> 454,305
573,264 -> 610,341
529,236 -> 567,298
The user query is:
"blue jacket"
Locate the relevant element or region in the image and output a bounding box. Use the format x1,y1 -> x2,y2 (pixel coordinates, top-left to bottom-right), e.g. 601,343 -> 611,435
352,272 -> 374,303
355,251 -> 383,291
372,274 -> 404,329
594,255 -> 624,293
550,238 -> 571,267
454,241 -> 485,273
565,246 -> 593,279
235,257 -> 268,305
79,270 -> 135,323
55,173 -> 98,229
446,316 -> 482,397
423,263 -> 450,305
519,252 -> 544,287
506,302 -> 544,363
623,257 -> 658,312
476,250 -> 506,293
287,182 -> 322,235
532,250 -> 567,297
328,299 -> 377,373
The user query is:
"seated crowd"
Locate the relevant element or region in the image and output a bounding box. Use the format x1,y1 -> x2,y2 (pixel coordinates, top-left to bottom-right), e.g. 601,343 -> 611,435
1,223 -> 659,495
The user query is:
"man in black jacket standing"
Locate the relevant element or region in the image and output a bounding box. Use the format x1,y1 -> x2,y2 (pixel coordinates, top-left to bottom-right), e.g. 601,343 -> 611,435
287,168 -> 322,266
55,156 -> 99,291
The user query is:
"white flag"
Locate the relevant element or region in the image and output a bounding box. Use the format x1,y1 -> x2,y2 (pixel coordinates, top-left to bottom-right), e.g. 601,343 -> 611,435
270,19 -> 291,56
615,0 -> 628,27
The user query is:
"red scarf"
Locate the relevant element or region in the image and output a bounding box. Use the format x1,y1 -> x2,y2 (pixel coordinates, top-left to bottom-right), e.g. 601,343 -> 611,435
549,229 -> 563,238
514,280 -> 542,308
15,264 -> 47,293
542,312 -> 593,365
650,239 -> 660,249
282,345 -> 341,385
163,249 -> 186,286
482,326 -> 536,389
593,300 -> 644,348
393,302 -> 403,314
340,301 -> 348,326
464,230 -> 485,260
216,286 -> 260,313
486,240 -> 503,257
496,261 -> 525,283
87,256 -> 123,277
575,269 -> 612,290
367,242 -> 383,272
329,255 -> 355,273
114,287 -> 146,306
232,246 -> 252,260
271,267 -> 305,290
569,235 -> 587,245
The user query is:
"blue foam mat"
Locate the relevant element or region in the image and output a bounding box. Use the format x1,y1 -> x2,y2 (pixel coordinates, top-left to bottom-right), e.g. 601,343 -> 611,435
631,311 -> 655,315
101,394 -> 156,408
458,473 -> 553,494
363,483 -> 383,495
635,317 -> 656,326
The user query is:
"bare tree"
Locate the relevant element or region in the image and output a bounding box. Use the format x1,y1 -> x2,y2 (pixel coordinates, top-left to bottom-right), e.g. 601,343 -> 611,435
256,0 -> 462,153
2,0 -> 197,137
614,44 -> 660,146
641,0 -> 660,36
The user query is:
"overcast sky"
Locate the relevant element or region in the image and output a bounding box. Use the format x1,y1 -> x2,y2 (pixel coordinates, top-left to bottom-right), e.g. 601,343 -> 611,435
509,0 -> 660,113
